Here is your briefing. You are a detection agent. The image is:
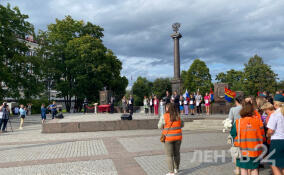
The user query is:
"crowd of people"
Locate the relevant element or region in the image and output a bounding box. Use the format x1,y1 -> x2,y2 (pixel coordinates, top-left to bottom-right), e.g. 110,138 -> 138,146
143,90 -> 212,117
228,90 -> 284,175
121,95 -> 134,115
157,90 -> 284,175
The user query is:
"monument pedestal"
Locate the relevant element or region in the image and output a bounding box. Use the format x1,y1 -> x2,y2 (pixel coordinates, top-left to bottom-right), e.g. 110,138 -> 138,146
99,90 -> 112,105
172,78 -> 183,94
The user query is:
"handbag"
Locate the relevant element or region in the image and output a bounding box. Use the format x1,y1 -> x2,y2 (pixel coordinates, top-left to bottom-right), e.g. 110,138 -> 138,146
230,118 -> 242,159
160,121 -> 173,143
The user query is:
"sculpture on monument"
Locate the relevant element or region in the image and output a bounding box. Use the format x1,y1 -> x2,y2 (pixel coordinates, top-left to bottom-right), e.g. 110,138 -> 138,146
171,23 -> 183,94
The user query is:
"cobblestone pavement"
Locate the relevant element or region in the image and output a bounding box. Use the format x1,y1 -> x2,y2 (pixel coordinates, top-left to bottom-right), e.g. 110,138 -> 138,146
0,114 -> 271,175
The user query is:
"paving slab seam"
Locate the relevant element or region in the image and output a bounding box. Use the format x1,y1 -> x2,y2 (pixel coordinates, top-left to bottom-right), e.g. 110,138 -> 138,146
0,130 -> 224,146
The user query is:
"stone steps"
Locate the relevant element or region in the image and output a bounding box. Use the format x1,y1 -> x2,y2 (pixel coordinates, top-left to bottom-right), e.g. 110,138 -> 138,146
183,119 -> 224,131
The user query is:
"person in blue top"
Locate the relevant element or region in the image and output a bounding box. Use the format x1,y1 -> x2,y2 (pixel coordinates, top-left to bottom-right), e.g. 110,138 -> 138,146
49,101 -> 57,119
41,104 -> 47,124
19,104 -> 26,130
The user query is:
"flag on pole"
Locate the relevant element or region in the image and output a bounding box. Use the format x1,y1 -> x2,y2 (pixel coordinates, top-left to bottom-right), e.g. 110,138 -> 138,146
210,88 -> 214,102
225,88 -> 236,103
183,89 -> 189,99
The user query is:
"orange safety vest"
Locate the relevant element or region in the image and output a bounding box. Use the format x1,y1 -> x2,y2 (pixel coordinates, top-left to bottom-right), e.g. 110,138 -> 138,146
254,110 -> 266,143
254,110 -> 261,120
162,113 -> 182,142
234,117 -> 265,157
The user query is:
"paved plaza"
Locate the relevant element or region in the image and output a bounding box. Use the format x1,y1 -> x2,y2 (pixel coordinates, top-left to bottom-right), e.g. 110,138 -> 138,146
0,114 -> 271,175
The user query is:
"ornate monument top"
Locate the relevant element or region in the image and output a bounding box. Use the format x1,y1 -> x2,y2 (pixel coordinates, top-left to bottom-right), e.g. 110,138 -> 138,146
172,22 -> 181,33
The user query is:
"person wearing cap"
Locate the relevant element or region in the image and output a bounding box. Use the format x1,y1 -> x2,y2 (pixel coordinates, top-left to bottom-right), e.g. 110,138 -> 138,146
267,94 -> 284,174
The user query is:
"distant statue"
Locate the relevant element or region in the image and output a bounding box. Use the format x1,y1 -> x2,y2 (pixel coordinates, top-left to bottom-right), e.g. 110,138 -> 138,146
172,22 -> 181,33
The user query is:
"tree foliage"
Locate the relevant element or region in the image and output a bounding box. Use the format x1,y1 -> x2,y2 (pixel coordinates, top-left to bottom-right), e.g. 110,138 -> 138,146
152,78 -> 171,99
216,69 -> 244,91
182,59 -> 212,95
38,16 -> 128,111
243,55 -> 277,95
132,77 -> 152,106
277,81 -> 284,90
215,55 -> 278,95
0,4 -> 44,101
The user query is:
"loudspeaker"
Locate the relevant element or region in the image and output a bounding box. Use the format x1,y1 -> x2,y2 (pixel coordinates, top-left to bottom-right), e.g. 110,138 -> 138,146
121,114 -> 132,120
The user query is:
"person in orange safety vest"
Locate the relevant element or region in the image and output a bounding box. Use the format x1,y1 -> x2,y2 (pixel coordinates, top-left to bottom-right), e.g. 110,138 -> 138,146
231,101 -> 266,175
158,103 -> 184,175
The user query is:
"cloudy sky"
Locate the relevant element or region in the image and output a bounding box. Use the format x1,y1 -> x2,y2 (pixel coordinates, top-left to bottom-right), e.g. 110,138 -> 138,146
2,0 -> 284,87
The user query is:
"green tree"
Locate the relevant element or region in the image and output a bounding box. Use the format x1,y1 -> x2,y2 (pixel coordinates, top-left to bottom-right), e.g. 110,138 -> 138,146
243,55 -> 277,95
277,80 -> 284,90
216,69 -> 244,91
132,77 -> 152,106
182,59 -> 212,95
0,4 -> 44,101
152,78 -> 172,99
38,16 -> 127,111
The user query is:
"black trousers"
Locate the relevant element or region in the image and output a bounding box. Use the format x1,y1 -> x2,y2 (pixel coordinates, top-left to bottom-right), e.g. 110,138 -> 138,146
110,104 -> 114,113
197,104 -> 202,114
129,105 -> 134,115
0,119 -> 8,131
150,106 -> 154,113
84,106 -> 87,113
144,108 -> 149,114
52,111 -> 57,119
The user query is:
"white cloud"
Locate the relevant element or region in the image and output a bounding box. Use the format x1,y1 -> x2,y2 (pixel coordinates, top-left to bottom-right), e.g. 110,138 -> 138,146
2,0 -> 284,84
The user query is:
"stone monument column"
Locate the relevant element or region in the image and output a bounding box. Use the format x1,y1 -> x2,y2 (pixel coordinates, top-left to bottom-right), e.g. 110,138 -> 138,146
171,23 -> 183,94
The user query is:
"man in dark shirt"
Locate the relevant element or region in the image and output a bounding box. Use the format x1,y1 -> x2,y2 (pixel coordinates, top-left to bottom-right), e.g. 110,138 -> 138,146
164,91 -> 171,105
83,98 -> 88,114
173,91 -> 180,112
128,95 -> 134,115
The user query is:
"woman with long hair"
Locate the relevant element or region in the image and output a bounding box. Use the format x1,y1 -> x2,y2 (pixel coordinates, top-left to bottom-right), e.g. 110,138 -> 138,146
230,101 -> 265,175
255,96 -> 267,122
267,94 -> 284,175
121,96 -> 127,114
158,103 -> 184,175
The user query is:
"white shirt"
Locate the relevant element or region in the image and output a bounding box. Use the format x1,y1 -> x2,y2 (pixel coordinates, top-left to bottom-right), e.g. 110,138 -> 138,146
267,108 -> 284,140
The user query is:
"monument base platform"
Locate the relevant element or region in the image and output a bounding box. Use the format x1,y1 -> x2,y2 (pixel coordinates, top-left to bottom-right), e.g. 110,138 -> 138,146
42,113 -> 202,133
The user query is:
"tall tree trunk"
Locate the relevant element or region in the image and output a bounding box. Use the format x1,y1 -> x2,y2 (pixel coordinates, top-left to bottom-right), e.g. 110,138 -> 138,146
64,95 -> 71,112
